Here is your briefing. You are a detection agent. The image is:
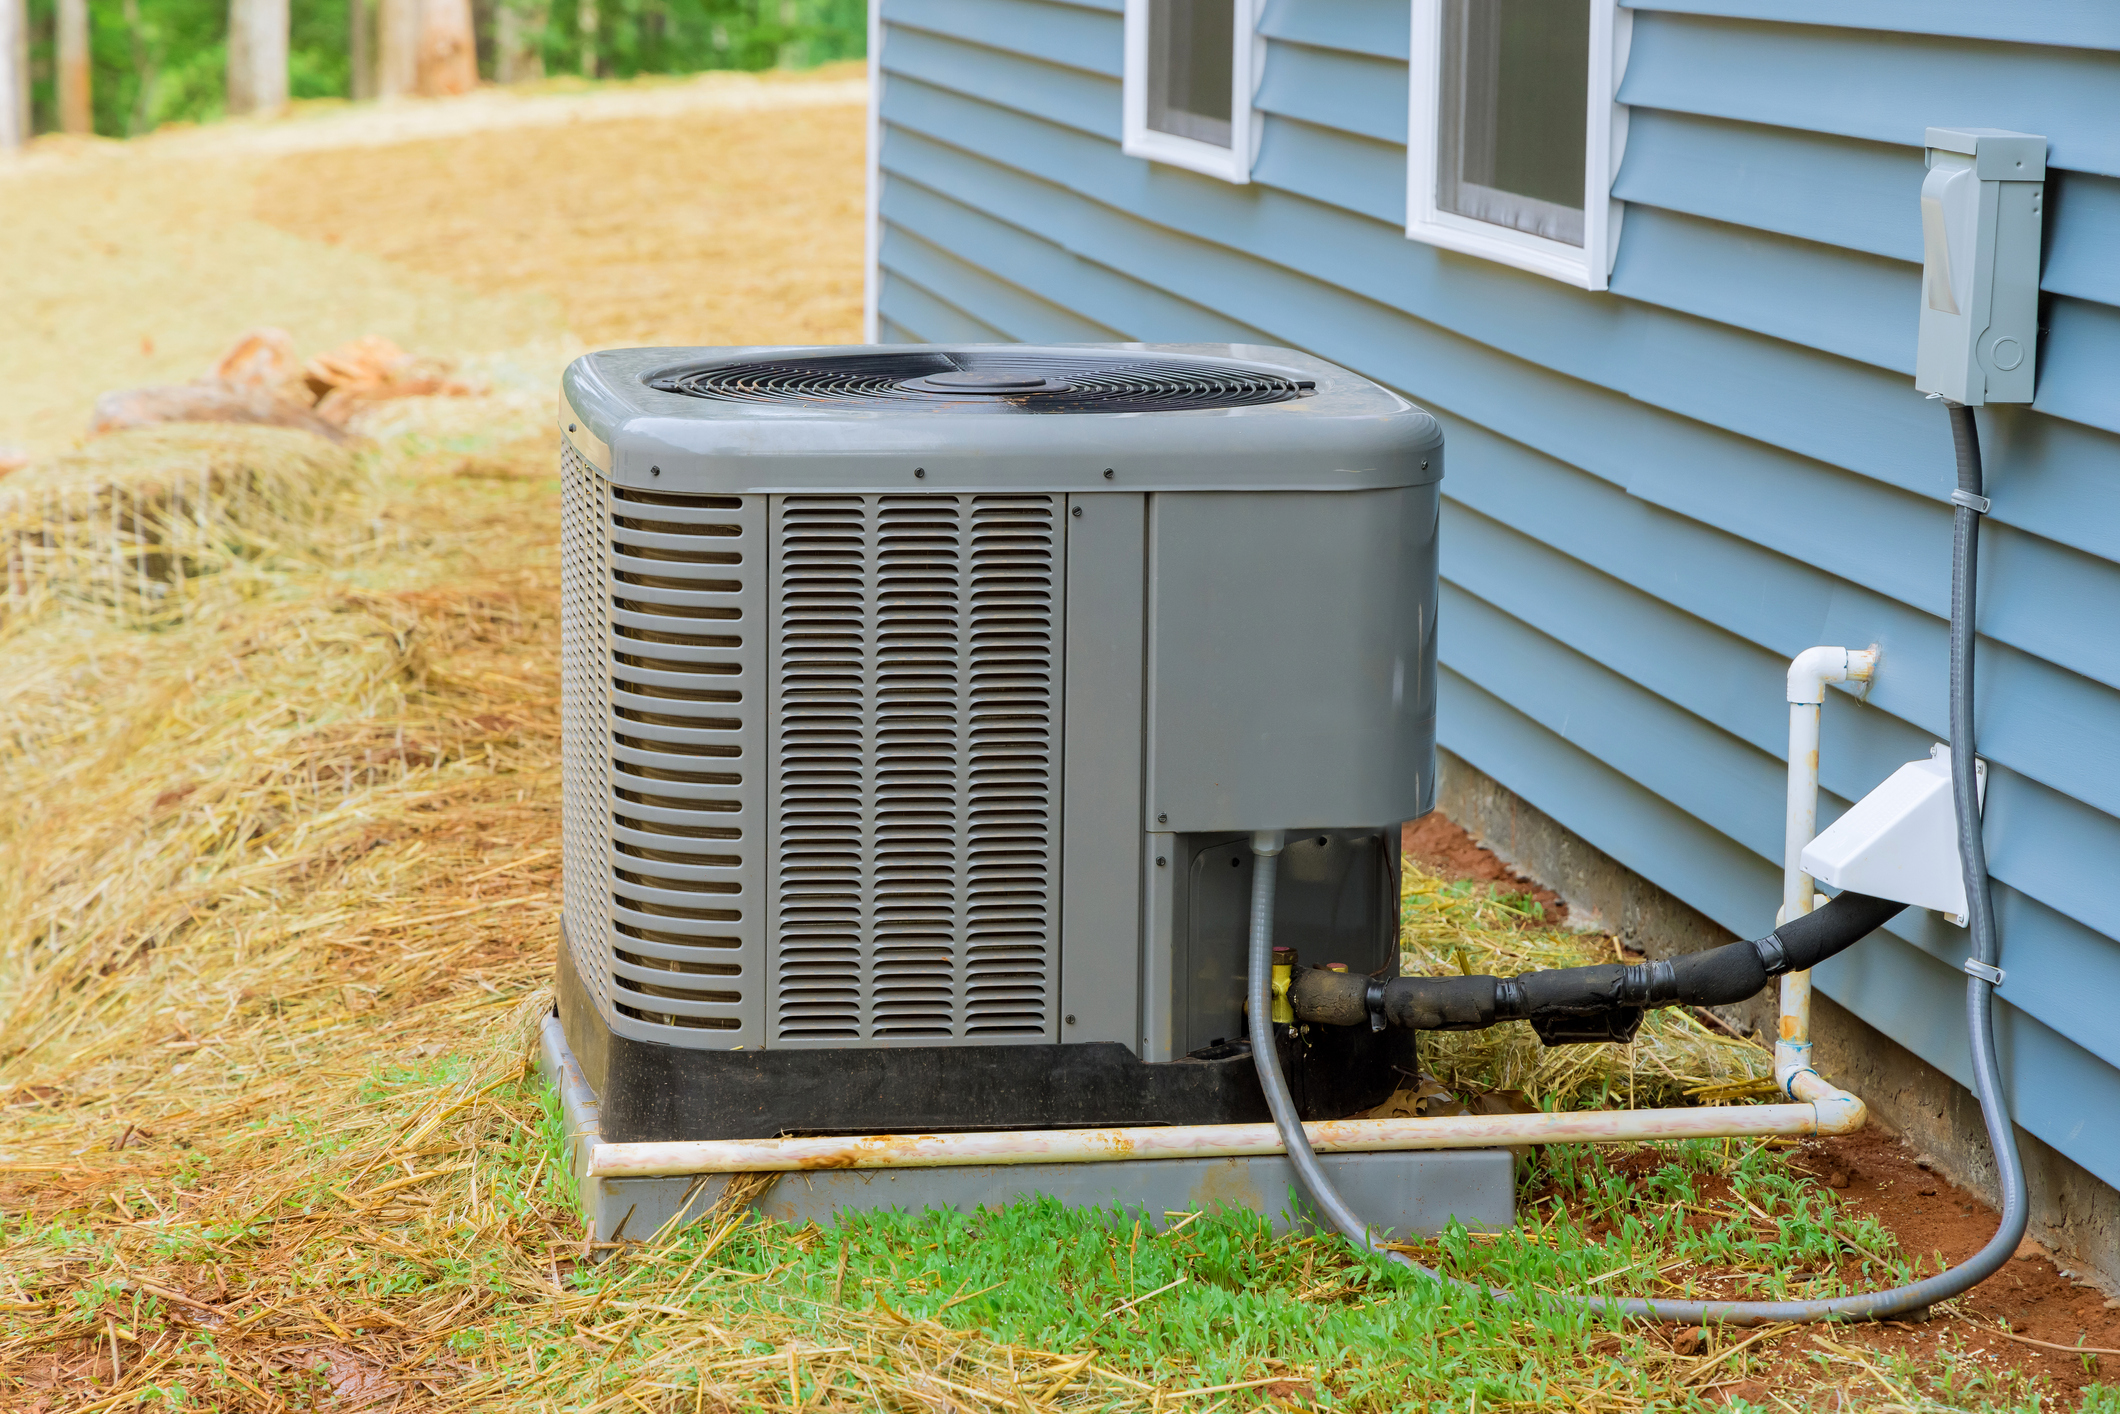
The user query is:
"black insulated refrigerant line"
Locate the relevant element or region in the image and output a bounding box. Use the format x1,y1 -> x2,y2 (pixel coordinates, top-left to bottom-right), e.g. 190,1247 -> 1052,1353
1287,889 -> 1905,1045
1246,401 -> 2029,1323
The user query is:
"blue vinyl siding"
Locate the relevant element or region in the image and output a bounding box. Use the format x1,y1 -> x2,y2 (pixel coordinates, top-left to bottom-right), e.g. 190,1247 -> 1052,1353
874,0 -> 2120,1191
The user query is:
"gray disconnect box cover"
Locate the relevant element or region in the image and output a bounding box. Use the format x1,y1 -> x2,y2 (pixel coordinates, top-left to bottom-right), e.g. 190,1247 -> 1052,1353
1915,127 -> 2046,406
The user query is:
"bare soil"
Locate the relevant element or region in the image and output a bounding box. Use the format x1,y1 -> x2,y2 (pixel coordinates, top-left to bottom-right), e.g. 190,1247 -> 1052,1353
1402,812 -> 1564,923
1404,807 -> 2120,1404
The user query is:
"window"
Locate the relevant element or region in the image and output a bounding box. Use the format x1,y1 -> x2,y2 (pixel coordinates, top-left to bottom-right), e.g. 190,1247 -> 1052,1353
1408,0 -> 1628,289
1123,0 -> 1257,184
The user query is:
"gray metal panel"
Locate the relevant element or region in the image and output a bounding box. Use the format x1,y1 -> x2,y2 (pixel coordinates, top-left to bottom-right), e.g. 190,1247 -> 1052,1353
767,493 -> 1063,1048
1059,491 -> 1145,1048
1146,486 -> 1439,832
1140,830 -> 1180,1061
1181,831 -> 1395,1056
564,343 -> 1443,497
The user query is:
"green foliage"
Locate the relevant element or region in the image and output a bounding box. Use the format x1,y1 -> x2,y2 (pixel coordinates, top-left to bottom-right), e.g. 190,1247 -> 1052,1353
28,0 -> 226,134
536,0 -> 864,80
23,0 -> 862,137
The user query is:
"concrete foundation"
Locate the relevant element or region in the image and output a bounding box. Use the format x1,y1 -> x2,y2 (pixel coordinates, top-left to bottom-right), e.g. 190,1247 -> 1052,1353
1436,746 -> 2120,1291
540,1015 -> 1515,1246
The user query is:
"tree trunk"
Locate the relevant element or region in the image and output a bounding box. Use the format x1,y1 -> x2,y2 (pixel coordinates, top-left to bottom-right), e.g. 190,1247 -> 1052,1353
493,0 -> 543,84
350,0 -> 375,99
416,0 -> 476,95
57,0 -> 89,133
576,0 -> 595,78
226,0 -> 289,116
377,0 -> 420,96
0,0 -> 28,149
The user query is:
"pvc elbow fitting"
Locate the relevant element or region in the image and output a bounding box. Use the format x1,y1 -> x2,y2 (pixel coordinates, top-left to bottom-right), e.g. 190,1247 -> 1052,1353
1786,646 -> 1878,705
1785,1067 -> 1867,1134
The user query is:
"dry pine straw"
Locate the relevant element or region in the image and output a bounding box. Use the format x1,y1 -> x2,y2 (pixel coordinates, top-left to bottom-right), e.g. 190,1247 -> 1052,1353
0,421 -> 2108,1413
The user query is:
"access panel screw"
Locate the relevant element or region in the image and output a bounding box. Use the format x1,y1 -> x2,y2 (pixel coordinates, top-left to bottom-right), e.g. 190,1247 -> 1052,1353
1065,1014 -> 1077,1026
649,466 -> 662,477
1071,506 -> 1083,518
1103,468 -> 1115,479
914,468 -> 926,479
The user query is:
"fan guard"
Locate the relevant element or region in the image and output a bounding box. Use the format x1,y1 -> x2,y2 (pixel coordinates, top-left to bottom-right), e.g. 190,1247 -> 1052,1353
645,349 -> 1314,414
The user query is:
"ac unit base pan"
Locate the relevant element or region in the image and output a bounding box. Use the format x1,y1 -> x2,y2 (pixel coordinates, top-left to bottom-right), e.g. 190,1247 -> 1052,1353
540,1014 -> 1514,1246
558,940 -> 1417,1144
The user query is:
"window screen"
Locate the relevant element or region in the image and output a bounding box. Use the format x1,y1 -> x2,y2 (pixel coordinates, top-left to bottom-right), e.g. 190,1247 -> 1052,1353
1436,0 -> 1590,246
1147,0 -> 1235,148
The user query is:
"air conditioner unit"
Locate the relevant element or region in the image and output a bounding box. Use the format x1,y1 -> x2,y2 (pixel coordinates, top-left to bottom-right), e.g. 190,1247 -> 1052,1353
556,344 -> 1441,1144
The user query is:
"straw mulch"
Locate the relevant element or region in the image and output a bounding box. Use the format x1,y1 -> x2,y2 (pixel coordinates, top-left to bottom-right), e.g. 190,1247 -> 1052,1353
0,425 -> 358,625
249,95 -> 866,354
0,416 -> 568,1410
0,68 -> 862,460
1398,880 -> 1776,1112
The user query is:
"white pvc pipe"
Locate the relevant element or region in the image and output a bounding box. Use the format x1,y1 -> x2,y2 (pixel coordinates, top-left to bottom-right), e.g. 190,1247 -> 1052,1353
587,1099 -> 1867,1179
1777,646 -> 1877,1092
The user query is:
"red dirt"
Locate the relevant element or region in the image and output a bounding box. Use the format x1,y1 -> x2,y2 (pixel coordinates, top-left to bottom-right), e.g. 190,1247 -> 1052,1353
1401,813 -> 1564,923
1782,1126 -> 2120,1399
1405,808 -> 2120,1405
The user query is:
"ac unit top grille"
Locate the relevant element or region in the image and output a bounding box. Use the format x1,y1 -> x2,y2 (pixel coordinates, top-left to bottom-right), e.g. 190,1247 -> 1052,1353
645,350 -> 1314,414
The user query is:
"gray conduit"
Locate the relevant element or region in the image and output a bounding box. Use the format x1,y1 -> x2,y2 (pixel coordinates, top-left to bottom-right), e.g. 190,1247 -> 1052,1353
1246,400 -> 2028,1323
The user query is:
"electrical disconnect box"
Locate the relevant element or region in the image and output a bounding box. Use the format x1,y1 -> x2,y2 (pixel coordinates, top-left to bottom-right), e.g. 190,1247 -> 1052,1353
1915,127 -> 2046,406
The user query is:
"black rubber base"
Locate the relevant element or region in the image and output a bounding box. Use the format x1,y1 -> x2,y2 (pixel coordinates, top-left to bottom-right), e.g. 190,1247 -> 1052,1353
557,943 -> 1414,1144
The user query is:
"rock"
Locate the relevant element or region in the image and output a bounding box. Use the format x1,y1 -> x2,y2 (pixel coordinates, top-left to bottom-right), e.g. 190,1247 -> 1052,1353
1827,1171 -> 1851,1189
90,384 -> 349,443
2014,1238 -> 2049,1263
1672,1327 -> 1708,1356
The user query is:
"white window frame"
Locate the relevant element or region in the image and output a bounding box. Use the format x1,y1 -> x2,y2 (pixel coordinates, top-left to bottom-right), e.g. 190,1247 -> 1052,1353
1122,0 -> 1259,185
1405,0 -> 1631,291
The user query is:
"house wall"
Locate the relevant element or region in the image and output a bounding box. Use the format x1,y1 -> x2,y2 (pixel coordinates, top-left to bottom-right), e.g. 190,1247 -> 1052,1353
866,0 -> 2120,1218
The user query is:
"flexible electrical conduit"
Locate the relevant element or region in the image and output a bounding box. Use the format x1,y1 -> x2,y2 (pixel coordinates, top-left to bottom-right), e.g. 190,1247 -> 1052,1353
1247,401 -> 2028,1324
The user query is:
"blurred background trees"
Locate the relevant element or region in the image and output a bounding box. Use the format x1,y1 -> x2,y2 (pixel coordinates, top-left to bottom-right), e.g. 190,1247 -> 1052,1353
14,0 -> 862,137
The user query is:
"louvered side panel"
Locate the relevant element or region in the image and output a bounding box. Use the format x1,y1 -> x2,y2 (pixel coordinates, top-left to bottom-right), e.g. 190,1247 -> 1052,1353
769,493 -> 1062,1047
873,496 -> 966,1038
599,488 -> 767,1047
559,444 -> 614,1023
964,496 -> 1059,1036
772,496 -> 873,1041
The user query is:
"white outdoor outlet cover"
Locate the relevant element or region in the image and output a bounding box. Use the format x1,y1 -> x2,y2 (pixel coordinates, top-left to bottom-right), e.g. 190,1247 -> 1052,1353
1800,745 -> 1987,926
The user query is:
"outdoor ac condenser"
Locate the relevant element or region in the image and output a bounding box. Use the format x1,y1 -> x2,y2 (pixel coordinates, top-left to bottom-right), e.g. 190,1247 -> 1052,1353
556,344 -> 1442,1144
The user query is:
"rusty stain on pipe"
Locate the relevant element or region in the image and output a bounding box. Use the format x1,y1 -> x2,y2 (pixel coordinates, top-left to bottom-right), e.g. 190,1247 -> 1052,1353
587,1101 -> 1858,1180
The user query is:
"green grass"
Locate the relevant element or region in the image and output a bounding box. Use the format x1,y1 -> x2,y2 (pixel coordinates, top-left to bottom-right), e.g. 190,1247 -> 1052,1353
469,1100 -> 2083,1410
